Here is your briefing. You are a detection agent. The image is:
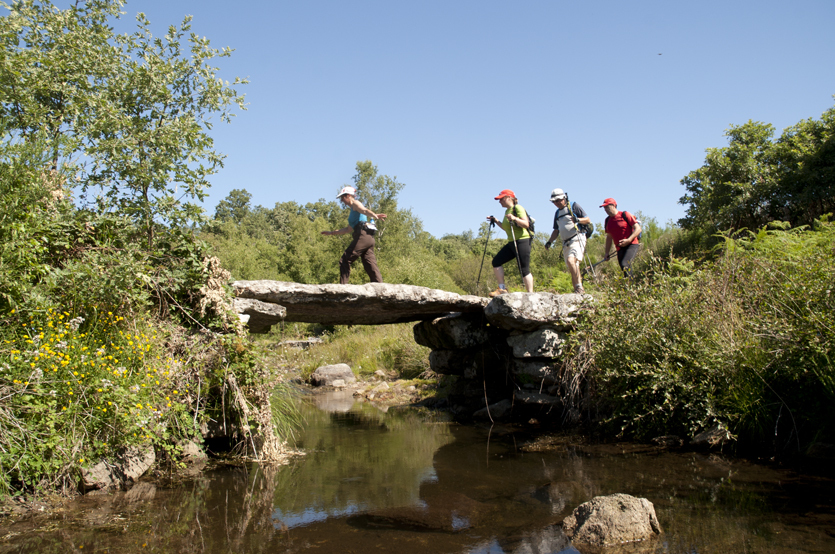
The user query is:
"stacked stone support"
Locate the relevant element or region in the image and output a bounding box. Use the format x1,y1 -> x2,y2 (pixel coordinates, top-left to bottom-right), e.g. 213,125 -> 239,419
414,292 -> 590,422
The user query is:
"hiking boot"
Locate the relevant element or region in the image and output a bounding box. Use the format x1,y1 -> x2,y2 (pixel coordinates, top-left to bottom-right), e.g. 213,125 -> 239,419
574,284 -> 585,295
489,287 -> 508,298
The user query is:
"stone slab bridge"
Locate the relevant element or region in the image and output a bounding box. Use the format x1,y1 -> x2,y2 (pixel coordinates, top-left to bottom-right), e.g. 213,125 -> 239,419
233,281 -> 592,422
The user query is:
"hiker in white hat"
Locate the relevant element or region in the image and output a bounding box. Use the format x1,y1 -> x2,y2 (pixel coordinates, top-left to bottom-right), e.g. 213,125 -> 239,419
322,186 -> 388,283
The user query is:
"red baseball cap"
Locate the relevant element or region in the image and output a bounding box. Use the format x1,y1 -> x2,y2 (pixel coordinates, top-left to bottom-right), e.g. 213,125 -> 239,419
600,198 -> 617,207
494,189 -> 516,200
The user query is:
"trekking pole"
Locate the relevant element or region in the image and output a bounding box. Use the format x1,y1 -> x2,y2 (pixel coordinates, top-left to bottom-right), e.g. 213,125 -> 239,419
509,215 -> 525,284
582,252 -> 616,276
375,220 -> 386,251
475,220 -> 494,295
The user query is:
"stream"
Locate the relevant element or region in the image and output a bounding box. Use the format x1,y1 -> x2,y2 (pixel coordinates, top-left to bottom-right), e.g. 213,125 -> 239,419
1,390 -> 834,553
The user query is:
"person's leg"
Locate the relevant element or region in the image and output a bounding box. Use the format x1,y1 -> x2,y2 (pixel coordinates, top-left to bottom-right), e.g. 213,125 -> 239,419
565,254 -> 581,287
338,229 -> 362,284
619,244 -> 640,277
522,272 -> 534,292
516,238 -> 533,292
492,265 -> 505,287
358,235 -> 383,282
490,242 -> 515,295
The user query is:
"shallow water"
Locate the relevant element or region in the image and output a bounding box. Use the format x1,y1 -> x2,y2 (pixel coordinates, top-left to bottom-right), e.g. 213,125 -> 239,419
2,390 -> 834,553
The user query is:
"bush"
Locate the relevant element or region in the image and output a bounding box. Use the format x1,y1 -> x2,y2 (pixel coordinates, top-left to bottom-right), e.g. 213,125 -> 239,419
0,311 -> 199,495
574,220 -> 835,455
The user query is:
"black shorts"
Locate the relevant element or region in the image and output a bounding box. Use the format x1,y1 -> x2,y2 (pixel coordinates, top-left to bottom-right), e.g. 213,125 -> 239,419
492,238 -> 531,277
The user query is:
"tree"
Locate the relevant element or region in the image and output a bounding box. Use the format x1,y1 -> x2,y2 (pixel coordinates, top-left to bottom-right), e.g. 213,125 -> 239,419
678,121 -> 778,235
774,104 -> 835,224
0,0 -> 247,248
214,189 -> 253,223
678,99 -> 835,243
350,160 -> 405,216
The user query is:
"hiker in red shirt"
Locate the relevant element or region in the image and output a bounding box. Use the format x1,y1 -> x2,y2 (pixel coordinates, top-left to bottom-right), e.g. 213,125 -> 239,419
601,198 -> 641,277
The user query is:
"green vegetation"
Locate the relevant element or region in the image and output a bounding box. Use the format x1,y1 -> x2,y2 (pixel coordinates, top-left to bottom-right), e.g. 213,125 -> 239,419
0,0 -> 287,500
271,323 -> 431,381
571,220 -> 835,455
0,0 -> 831,503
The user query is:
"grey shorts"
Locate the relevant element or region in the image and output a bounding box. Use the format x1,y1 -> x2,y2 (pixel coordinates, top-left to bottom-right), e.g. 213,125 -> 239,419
562,234 -> 586,261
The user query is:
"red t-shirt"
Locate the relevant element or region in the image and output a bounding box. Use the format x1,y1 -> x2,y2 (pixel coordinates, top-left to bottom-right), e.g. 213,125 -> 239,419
604,211 -> 639,250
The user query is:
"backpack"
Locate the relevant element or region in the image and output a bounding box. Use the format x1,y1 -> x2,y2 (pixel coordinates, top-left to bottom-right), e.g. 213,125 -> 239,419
580,221 -> 593,239
513,206 -> 535,235
566,202 -> 592,238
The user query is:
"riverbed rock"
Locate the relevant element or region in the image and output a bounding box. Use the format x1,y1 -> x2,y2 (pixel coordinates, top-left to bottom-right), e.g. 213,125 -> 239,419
413,313 -> 491,350
473,399 -> 513,420
484,292 -> 589,332
690,424 -> 735,448
359,491 -> 492,532
80,446 -> 156,492
506,327 -> 567,358
310,364 -> 356,386
652,435 -> 684,448
562,493 -> 662,547
232,281 -> 488,326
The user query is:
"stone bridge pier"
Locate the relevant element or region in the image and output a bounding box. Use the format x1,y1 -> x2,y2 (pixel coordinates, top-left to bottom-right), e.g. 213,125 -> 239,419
232,281 -> 591,423
412,292 -> 588,422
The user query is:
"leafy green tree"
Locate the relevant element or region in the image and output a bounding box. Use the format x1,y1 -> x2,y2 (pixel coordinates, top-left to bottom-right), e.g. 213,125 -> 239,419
0,0 -> 247,248
678,99 -> 835,245
774,104 -> 835,224
214,189 -> 253,224
678,121 -> 778,236
350,160 -> 404,217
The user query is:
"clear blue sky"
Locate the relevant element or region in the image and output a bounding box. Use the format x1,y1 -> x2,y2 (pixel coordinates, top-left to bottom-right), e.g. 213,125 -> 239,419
115,0 -> 834,237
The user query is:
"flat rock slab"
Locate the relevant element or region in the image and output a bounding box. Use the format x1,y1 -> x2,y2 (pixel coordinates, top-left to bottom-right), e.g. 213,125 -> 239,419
232,281 -> 488,326
485,292 -> 589,332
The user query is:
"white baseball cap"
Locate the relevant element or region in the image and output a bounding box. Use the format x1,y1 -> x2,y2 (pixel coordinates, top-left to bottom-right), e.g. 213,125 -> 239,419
550,188 -> 566,201
337,186 -> 356,199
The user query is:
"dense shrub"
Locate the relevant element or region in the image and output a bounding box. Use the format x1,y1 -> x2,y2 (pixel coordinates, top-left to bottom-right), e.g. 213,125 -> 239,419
574,220 -> 835,455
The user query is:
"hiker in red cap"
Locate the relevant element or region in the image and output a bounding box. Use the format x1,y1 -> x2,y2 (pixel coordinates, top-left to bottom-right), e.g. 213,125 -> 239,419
601,198 -> 641,276
486,189 -> 534,296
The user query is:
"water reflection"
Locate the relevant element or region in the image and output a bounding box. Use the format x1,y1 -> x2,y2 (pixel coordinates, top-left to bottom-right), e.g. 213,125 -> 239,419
1,391 -> 834,554
271,391 -> 454,530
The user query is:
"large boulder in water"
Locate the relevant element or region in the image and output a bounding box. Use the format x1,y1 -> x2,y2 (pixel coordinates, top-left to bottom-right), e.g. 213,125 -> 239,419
310,364 -> 356,387
562,493 -> 662,547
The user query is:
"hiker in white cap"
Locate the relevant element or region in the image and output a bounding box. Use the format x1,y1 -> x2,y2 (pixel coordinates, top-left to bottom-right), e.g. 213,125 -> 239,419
545,188 -> 592,295
322,186 -> 387,284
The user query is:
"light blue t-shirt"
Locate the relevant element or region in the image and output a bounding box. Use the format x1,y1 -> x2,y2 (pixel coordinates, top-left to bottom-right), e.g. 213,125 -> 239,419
348,209 -> 368,229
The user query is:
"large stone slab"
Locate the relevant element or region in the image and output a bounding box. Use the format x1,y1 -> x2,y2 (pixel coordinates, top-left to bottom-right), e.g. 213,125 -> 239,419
232,281 -> 488,326
484,292 -> 588,332
512,359 -> 562,385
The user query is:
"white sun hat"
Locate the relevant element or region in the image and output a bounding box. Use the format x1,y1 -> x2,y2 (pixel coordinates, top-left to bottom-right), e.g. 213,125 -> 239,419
337,186 -> 356,199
